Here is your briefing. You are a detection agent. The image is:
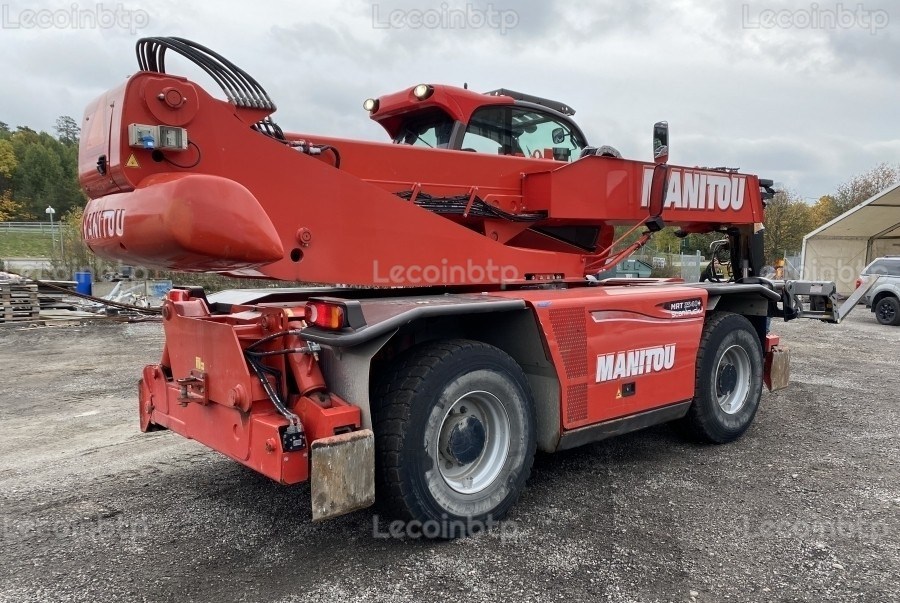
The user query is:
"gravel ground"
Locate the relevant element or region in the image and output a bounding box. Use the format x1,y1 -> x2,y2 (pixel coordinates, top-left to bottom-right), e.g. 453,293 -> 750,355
0,311 -> 897,603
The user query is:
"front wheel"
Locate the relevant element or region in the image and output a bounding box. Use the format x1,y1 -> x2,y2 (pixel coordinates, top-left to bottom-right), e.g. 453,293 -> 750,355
874,296 -> 900,326
373,340 -> 536,537
675,312 -> 764,443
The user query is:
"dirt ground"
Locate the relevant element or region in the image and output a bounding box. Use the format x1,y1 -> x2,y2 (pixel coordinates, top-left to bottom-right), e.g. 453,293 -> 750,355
0,310 -> 897,603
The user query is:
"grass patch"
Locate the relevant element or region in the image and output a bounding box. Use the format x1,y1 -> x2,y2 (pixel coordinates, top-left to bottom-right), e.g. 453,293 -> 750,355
0,231 -> 54,259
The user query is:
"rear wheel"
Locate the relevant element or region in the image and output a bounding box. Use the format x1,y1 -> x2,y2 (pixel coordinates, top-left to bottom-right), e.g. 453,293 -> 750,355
874,296 -> 900,326
675,312 -> 764,443
373,339 -> 536,538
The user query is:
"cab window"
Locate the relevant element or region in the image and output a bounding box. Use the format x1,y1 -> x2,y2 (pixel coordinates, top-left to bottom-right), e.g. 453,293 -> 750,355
462,106 -> 586,161
393,108 -> 455,149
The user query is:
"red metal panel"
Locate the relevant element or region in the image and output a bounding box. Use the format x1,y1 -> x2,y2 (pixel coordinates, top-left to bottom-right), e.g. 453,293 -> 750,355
139,366 -> 309,484
499,286 -> 708,430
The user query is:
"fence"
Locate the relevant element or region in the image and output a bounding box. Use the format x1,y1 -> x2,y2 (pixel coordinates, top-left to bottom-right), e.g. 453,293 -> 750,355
0,222 -> 60,234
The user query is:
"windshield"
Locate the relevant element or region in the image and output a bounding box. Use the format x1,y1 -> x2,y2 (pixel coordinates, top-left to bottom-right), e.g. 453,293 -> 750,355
462,106 -> 586,162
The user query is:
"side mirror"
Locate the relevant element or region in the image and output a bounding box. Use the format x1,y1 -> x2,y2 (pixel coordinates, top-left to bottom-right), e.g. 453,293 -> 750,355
653,121 -> 669,164
551,127 -> 566,145
645,163 -> 668,232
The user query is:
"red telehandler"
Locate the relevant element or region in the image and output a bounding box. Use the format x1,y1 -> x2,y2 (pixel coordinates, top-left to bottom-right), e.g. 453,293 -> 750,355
78,38 -> 867,536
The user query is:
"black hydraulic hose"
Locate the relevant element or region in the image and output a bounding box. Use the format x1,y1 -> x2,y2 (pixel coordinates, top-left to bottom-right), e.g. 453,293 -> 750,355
165,38 -> 257,107
169,36 -> 275,108
137,37 -> 287,141
139,38 -> 235,101
397,191 -> 546,221
147,37 -> 246,106
245,355 -> 300,427
245,347 -> 316,358
245,329 -> 306,352
136,37 -> 276,110
244,328 -> 306,426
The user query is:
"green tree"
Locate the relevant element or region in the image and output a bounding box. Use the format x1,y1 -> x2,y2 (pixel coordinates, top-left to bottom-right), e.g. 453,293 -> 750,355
54,115 -> 80,146
810,195 -> 839,227
0,191 -> 24,221
13,143 -> 65,218
832,162 -> 900,215
763,191 -> 814,262
0,138 -> 16,180
0,123 -> 85,220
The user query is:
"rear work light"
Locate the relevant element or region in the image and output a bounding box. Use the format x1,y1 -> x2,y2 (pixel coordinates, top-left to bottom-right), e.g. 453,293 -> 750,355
305,298 -> 367,330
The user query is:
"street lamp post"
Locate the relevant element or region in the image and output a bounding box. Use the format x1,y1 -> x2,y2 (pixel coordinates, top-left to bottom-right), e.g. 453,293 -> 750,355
45,206 -> 64,260
45,206 -> 55,250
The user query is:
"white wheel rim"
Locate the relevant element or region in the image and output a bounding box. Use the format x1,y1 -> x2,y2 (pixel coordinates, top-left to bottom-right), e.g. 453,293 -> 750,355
435,390 -> 510,495
715,345 -> 751,415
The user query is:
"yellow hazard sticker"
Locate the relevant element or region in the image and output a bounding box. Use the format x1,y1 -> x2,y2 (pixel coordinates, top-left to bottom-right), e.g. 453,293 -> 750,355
615,387 -> 622,399
125,154 -> 140,168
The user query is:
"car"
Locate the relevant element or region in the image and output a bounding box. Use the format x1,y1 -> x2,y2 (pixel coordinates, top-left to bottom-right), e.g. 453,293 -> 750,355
857,256 -> 900,326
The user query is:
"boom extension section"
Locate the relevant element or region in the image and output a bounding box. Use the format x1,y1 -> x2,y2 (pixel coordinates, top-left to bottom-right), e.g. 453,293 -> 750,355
80,37 -> 773,287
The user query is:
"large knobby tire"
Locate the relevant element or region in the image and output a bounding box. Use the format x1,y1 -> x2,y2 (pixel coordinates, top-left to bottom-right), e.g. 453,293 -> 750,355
874,296 -> 900,326
373,339 -> 536,537
676,312 -> 764,444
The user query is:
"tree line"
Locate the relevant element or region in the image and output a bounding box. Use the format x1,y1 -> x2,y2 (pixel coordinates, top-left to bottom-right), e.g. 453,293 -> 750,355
763,162 -> 900,262
0,116 -> 84,221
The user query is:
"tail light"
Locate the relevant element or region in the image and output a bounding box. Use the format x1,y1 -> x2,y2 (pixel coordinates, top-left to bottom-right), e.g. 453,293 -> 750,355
306,298 -> 367,330
855,278 -> 862,289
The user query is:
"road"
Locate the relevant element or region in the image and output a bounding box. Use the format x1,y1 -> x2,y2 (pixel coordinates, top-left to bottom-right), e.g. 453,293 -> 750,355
0,311 -> 897,602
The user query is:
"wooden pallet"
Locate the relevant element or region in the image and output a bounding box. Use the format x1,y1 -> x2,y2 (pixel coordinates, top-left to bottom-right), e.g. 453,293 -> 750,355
0,283 -> 40,323
36,280 -> 78,311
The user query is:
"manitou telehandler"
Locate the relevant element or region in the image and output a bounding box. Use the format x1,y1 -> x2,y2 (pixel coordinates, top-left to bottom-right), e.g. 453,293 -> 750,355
78,38 -> 871,537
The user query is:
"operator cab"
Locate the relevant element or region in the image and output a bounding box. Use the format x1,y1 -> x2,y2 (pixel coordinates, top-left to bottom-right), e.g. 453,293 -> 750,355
460,104 -> 585,161
368,84 -> 588,162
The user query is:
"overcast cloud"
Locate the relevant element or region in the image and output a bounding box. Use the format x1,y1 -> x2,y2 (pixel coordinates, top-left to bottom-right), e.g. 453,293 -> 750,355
0,0 -> 897,198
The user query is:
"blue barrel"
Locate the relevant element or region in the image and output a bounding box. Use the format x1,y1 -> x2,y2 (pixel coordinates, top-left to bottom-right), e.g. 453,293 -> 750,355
74,271 -> 92,296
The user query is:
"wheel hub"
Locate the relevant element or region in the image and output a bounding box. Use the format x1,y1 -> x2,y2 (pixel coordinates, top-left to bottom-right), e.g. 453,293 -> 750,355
715,345 -> 752,415
717,364 -> 738,396
435,390 -> 511,495
445,415 -> 486,465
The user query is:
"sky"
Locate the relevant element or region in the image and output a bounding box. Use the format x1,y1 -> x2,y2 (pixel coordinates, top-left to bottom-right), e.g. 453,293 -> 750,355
0,0 -> 897,200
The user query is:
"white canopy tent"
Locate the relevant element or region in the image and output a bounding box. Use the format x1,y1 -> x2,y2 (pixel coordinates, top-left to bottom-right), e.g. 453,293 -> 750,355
801,182 -> 900,294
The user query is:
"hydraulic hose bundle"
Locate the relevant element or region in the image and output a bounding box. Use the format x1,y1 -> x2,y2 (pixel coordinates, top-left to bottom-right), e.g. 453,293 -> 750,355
135,36 -> 284,140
